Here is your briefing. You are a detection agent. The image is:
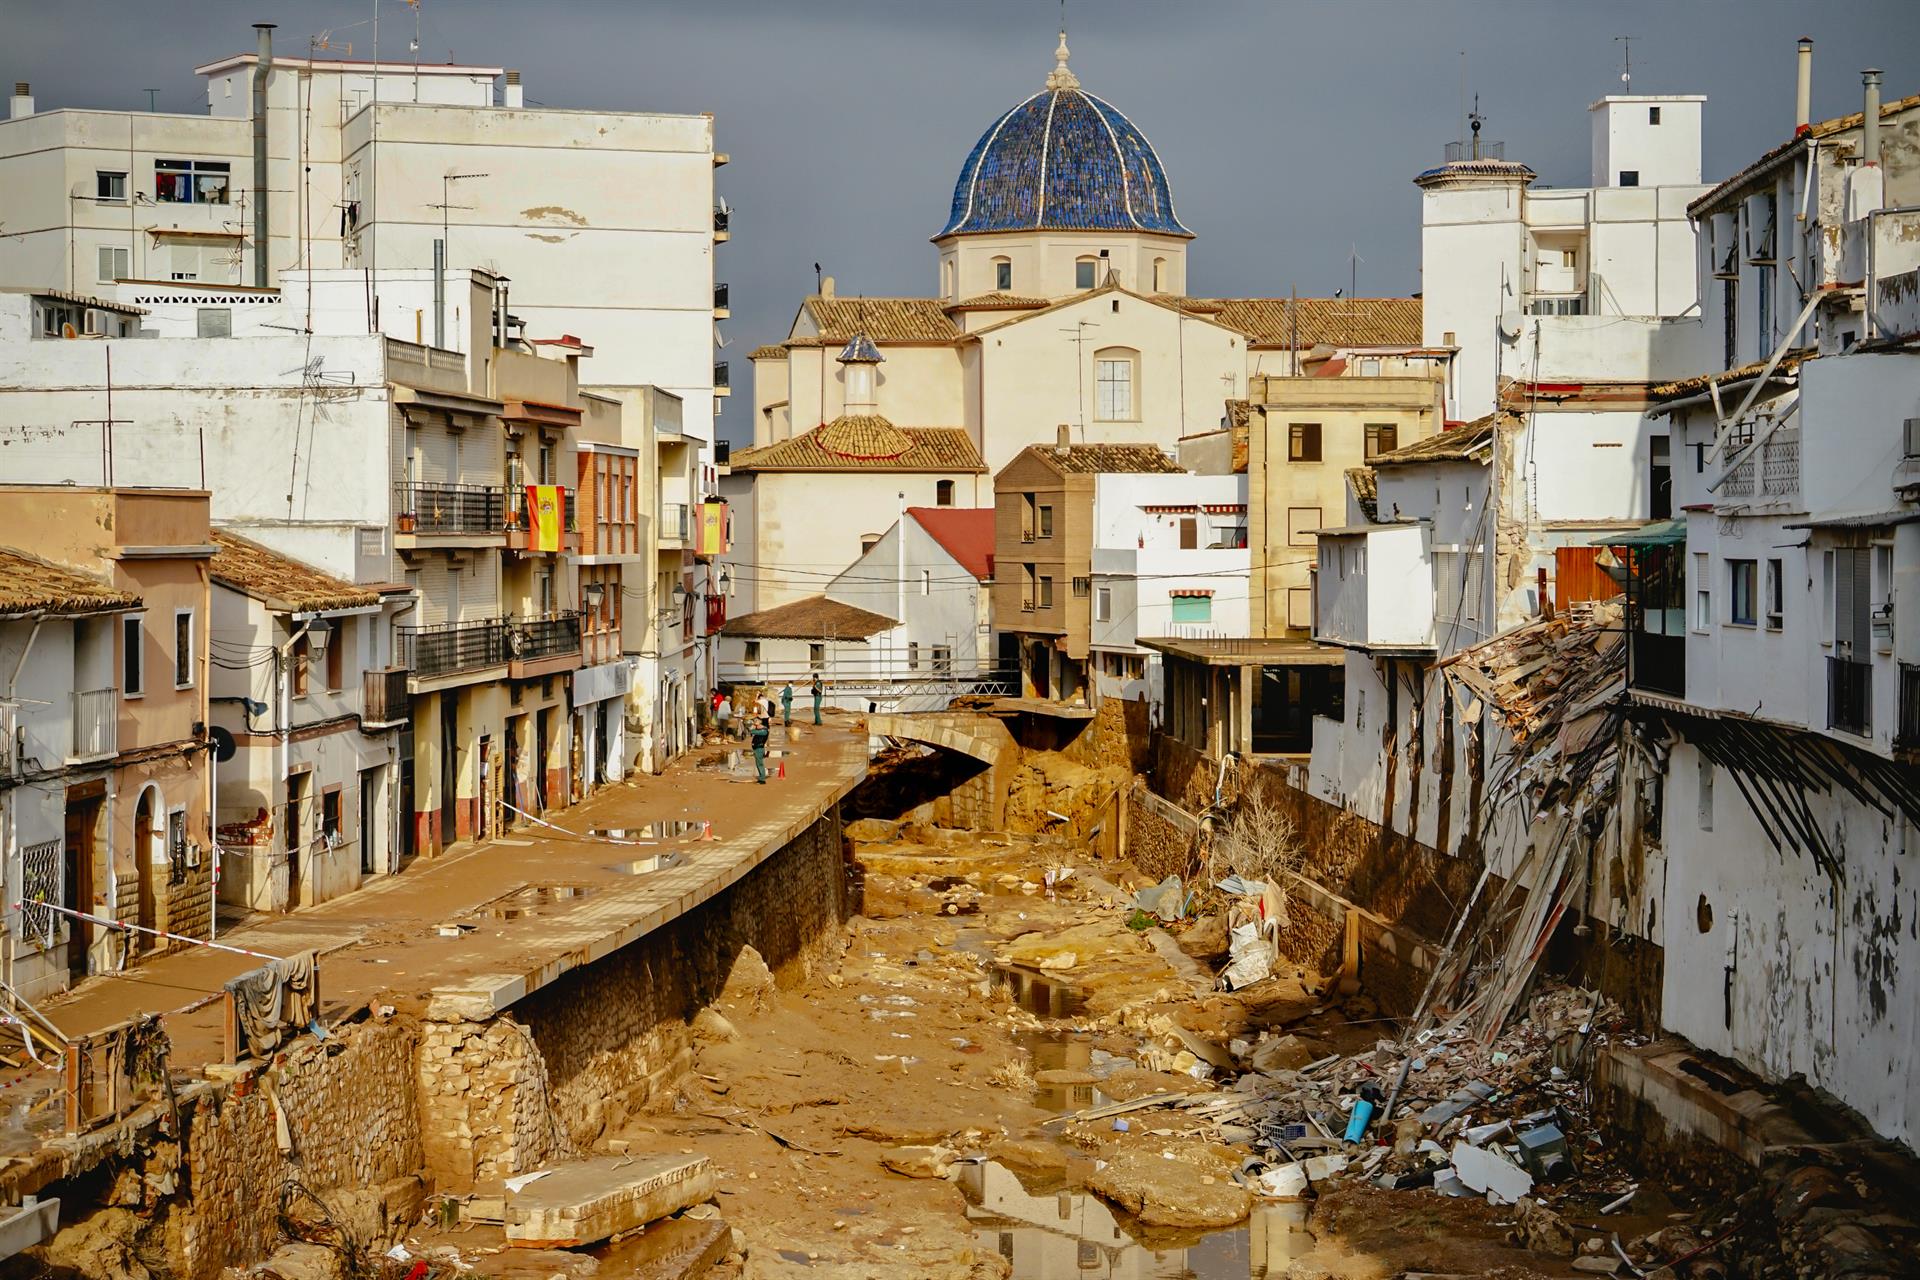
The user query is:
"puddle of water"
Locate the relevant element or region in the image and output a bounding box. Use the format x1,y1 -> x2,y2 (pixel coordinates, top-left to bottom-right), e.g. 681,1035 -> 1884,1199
592,821 -> 704,841
610,851 -> 685,875
959,1161 -> 1313,1278
478,883 -> 590,919
1015,1029 -> 1135,1114
991,963 -> 1088,1019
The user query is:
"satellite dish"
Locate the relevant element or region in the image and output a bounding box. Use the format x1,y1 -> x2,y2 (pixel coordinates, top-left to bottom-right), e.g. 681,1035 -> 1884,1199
1497,313 -> 1524,341
210,724 -> 236,763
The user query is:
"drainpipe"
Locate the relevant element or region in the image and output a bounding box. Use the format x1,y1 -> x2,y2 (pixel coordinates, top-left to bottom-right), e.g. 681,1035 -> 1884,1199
252,24 -> 275,288
896,491 -> 907,684
1862,69 -> 1882,169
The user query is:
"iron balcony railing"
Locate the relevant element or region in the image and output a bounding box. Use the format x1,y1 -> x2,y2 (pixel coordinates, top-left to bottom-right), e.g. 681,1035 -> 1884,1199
1895,662 -> 1920,750
505,486 -> 579,536
71,687 -> 116,758
714,282 -> 730,311
510,611 -> 582,662
1827,655 -> 1872,737
396,482 -> 505,535
715,440 -> 732,466
713,207 -> 730,234
660,502 -> 690,542
713,360 -> 730,390
397,619 -> 509,679
362,667 -> 409,725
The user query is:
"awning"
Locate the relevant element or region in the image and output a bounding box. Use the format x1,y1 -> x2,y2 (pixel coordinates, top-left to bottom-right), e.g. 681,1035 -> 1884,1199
1593,518 -> 1686,548
1783,509 -> 1920,531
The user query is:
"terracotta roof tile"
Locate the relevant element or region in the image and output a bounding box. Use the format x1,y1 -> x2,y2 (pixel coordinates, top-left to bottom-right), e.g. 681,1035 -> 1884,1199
1651,348 -> 1814,400
747,344 -> 789,361
721,595 -> 895,640
946,293 -> 1050,311
1690,93 -> 1920,217
1015,443 -> 1185,475
1180,297 -> 1423,348
1346,467 -> 1379,523
1370,411 -> 1517,467
210,529 -> 380,612
728,418 -> 985,473
907,507 -> 995,581
803,297 -> 959,344
0,549 -> 139,616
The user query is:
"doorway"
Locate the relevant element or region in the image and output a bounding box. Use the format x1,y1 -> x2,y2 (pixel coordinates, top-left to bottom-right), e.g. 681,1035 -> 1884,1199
439,693 -> 458,847
61,794 -> 101,978
132,788 -> 158,952
594,701 -> 610,787
534,709 -> 551,812
285,772 -> 311,909
359,767 -> 378,876
504,717 -> 523,825
477,734 -> 492,840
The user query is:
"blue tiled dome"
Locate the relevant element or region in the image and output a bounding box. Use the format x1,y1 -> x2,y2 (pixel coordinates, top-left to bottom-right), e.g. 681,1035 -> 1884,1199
938,42 -> 1190,239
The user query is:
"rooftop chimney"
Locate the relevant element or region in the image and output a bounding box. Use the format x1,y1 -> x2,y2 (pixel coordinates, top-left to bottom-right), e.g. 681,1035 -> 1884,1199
9,82 -> 33,119
1055,423 -> 1072,451
1794,38 -> 1812,136
820,275 -> 835,299
503,69 -> 523,109
252,24 -> 275,289
1862,69 -> 1882,167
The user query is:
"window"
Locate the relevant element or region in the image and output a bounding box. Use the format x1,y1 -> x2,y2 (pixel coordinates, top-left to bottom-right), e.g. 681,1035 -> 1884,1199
921,569 -> 932,596
1288,423 -> 1323,462
1728,559 -> 1757,626
325,621 -> 345,691
1022,563 -> 1036,609
292,634 -> 310,699
1722,279 -> 1739,368
860,534 -> 881,555
96,171 -> 126,202
285,773 -> 310,856
808,643 -> 825,671
97,246 -> 129,284
907,642 -> 920,670
1765,559 -> 1784,630
167,809 -> 189,885
1286,507 -> 1321,547
1152,258 -> 1167,292
994,259 -> 1012,291
1094,352 -> 1135,421
1071,576 -> 1090,598
1095,586 -> 1112,622
122,615 -> 144,697
1021,493 -> 1037,541
1697,755 -> 1713,831
1038,505 -> 1054,538
1286,587 -> 1313,630
155,159 -> 231,204
931,645 -> 952,675
196,308 -> 232,338
1075,258 -> 1097,290
322,789 -> 343,848
935,479 -> 955,507
1649,106 -> 1662,125
1364,423 -> 1398,459
1693,553 -> 1712,632
1561,249 -> 1578,269
744,641 -> 761,666
1179,517 -> 1198,550
173,610 -> 194,688
1039,575 -> 1054,608
1756,265 -> 1773,350
1618,170 -> 1640,187
1170,594 -> 1213,624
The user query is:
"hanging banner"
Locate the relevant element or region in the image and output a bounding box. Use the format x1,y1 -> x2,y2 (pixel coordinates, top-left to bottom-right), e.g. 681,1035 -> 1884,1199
527,485 -> 562,552
698,500 -> 728,557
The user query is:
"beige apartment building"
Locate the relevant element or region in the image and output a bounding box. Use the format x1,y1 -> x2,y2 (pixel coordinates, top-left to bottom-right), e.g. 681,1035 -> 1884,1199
1245,360 -> 1450,637
992,438 -> 1185,702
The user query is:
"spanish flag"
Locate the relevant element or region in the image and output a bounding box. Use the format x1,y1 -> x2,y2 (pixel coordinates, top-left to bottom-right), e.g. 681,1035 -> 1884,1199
527,484 -> 562,552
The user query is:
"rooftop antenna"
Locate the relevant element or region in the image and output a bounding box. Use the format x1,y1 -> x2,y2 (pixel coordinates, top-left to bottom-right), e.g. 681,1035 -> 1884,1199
1059,319 -> 1099,439
1615,34 -> 1634,91
142,88 -> 159,112
1469,95 -> 1484,161
814,262 -> 822,294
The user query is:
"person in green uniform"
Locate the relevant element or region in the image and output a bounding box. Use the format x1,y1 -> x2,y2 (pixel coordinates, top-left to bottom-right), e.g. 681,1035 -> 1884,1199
811,673 -> 824,725
750,715 -> 770,783
780,681 -> 794,728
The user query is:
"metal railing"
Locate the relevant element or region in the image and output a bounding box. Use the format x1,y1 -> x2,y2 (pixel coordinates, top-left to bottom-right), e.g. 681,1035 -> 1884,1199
397,619 -> 509,679
511,611 -> 582,662
1896,662 -> 1920,750
71,687 -> 116,757
505,486 -> 578,536
714,282 -> 730,311
713,361 -> 730,390
362,667 -> 409,725
396,482 -> 505,535
1827,655 -> 1872,737
713,207 -> 730,234
660,502 -> 690,542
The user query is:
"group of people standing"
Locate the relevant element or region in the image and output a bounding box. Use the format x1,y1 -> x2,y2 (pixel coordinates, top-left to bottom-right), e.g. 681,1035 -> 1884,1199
711,675 -> 824,784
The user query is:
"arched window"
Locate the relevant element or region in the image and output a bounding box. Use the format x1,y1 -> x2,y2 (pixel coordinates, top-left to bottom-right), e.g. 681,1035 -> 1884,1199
1094,347 -> 1138,421
1075,257 -> 1098,290
936,479 -> 955,506
1152,257 -> 1167,293
942,260 -> 956,299
993,258 -> 1012,292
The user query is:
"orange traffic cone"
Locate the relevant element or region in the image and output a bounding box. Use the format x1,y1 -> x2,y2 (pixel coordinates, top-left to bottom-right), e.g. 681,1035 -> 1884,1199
776,758 -> 786,780
700,820 -> 715,841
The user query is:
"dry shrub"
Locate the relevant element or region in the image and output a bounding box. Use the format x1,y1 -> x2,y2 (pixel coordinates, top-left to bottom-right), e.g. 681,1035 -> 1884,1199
1204,787 -> 1304,891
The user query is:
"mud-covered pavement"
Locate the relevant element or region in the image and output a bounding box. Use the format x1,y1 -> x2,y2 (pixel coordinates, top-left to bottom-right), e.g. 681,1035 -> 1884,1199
609,816 -> 1647,1279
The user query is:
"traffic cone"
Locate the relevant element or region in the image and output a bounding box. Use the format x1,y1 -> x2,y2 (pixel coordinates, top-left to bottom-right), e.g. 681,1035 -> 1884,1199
776,758 -> 786,780
700,820 -> 715,841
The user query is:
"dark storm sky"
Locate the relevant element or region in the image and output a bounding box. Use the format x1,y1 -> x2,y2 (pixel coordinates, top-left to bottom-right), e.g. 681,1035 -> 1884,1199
11,1 -> 1917,443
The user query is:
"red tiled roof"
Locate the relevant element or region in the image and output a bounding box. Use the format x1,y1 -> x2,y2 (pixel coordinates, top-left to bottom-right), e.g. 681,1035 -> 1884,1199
728,419 -> 985,473
907,507 -> 995,581
721,595 -> 895,640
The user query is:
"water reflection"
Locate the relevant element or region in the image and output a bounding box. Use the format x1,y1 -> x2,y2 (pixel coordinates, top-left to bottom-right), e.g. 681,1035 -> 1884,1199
957,1161 -> 1315,1279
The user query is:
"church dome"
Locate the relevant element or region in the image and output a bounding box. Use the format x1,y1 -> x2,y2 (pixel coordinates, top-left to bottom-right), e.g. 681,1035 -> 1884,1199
938,33 -> 1191,240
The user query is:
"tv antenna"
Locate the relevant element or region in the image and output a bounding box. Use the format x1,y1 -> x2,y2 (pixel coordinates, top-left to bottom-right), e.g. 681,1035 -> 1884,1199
1615,35 -> 1635,89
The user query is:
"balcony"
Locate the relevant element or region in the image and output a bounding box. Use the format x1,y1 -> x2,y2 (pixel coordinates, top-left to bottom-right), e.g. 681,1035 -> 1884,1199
713,282 -> 730,317
713,206 -> 730,240
505,486 -> 579,553
1628,632 -> 1686,698
659,502 -> 690,547
71,688 -> 116,759
395,483 -> 506,540
362,667 -> 409,727
1312,524 -> 1436,654
1721,431 -> 1799,502
714,361 -> 731,397
508,611 -> 583,679
397,619 -> 509,682
1898,663 -> 1920,751
1827,655 -> 1872,737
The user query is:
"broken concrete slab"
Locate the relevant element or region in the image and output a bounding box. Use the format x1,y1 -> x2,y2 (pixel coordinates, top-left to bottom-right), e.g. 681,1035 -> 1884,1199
504,1153 -> 715,1249
1449,1141 -> 1533,1206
